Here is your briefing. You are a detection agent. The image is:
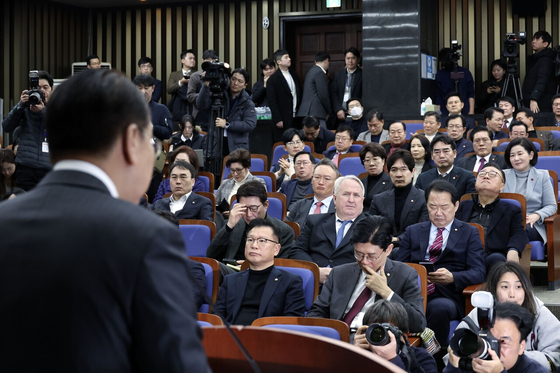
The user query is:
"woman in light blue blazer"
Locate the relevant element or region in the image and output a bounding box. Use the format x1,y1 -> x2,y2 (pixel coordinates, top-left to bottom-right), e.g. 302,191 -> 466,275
503,138 -> 557,244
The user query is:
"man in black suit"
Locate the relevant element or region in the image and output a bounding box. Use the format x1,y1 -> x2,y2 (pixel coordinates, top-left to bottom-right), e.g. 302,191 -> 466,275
457,126 -> 507,171
286,158 -> 338,229
279,151 -> 315,210
266,49 -> 302,143
290,175 -> 367,283
0,69 -> 209,371
446,114 -> 473,161
416,134 -> 476,199
395,180 -> 485,352
456,163 -> 528,273
539,94 -> 560,127
152,161 -> 213,221
302,115 -> 335,154
515,107 -> 555,151
440,93 -> 476,134
296,51 -> 332,128
331,47 -> 362,126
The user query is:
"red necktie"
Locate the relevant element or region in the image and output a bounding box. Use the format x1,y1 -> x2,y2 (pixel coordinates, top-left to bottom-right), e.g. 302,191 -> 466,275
313,201 -> 323,214
333,151 -> 340,166
343,287 -> 372,325
427,228 -> 444,295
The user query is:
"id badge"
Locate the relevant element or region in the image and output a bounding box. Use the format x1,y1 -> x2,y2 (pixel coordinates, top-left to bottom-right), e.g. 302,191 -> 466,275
42,142 -> 49,153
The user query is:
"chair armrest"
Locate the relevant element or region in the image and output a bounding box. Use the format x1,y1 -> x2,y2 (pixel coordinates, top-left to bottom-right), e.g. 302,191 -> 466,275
545,215 -> 560,288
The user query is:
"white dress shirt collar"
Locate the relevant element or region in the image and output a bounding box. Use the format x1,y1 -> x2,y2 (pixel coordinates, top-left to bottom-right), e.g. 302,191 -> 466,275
53,160 -> 119,198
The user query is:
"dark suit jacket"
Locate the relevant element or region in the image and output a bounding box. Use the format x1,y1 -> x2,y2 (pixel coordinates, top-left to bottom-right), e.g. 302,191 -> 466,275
0,170 -> 209,371
306,260 -> 426,333
152,192 -> 213,221
279,178 -> 314,210
456,154 -> 507,172
286,196 -> 336,229
533,129 -> 554,151
395,219 -> 486,317
415,166 -> 476,199
454,138 -> 474,160
369,186 -> 429,238
207,214 -> 294,261
456,198 -> 528,256
361,172 -> 394,211
266,68 -> 302,128
296,65 -> 332,120
330,68 -> 363,114
212,266 -> 305,324
290,212 -> 367,267
312,127 -> 336,154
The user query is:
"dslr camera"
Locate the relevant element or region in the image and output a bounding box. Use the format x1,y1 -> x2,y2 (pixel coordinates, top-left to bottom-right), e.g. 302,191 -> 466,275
27,70 -> 44,106
449,40 -> 462,63
201,59 -> 231,98
502,32 -> 527,59
365,323 -> 404,351
449,291 -> 500,371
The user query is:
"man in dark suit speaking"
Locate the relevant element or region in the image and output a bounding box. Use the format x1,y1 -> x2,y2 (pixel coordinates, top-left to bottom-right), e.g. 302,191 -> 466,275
0,69 -> 210,371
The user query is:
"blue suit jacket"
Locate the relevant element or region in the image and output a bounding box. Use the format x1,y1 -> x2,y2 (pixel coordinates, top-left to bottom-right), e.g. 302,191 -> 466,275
279,178 -> 314,210
395,219 -> 485,317
152,192 -> 213,221
454,138 -> 474,160
415,166 -> 476,200
212,266 -> 305,324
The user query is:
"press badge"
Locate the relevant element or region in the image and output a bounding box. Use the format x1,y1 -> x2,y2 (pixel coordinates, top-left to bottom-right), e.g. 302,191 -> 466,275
42,142 -> 49,153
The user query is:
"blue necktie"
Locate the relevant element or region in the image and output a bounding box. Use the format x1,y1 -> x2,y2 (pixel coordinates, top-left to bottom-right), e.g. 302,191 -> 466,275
336,220 -> 351,247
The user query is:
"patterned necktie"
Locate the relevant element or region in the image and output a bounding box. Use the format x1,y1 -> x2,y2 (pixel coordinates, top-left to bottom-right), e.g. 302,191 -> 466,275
503,119 -> 508,129
313,201 -> 323,214
333,151 -> 341,166
427,228 -> 444,295
478,157 -> 486,172
343,286 -> 371,325
335,220 -> 351,247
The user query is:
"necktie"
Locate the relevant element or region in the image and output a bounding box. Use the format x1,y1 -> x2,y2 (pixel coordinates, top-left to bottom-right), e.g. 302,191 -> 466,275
343,286 -> 371,325
333,151 -> 341,166
478,157 -> 486,172
427,228 -> 444,295
503,119 -> 508,129
313,201 -> 323,214
335,220 -> 351,247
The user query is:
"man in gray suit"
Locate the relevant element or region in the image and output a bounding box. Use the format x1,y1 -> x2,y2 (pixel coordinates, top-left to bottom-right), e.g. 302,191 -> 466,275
296,51 -> 332,128
306,215 -> 426,337
357,109 -> 391,144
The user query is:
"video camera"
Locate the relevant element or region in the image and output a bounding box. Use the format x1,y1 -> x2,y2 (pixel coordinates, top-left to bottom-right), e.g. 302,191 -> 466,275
201,59 -> 231,99
365,322 -> 404,351
449,40 -> 462,63
502,32 -> 527,59
449,291 -> 500,371
27,70 -> 44,106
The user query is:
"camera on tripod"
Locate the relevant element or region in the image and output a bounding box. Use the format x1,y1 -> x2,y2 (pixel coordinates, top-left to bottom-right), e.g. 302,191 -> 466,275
365,322 -> 404,351
27,70 -> 44,106
202,59 -> 231,98
449,291 -> 501,371
502,32 -> 527,59
449,40 -> 462,63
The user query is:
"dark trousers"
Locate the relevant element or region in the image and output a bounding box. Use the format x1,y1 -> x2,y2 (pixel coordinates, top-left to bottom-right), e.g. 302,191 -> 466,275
427,295 -> 461,350
15,165 -> 49,191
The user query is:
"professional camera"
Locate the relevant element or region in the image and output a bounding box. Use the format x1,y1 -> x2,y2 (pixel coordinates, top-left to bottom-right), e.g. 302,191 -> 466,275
27,70 -> 44,106
502,32 -> 527,59
449,40 -> 462,63
449,292 -> 501,371
201,59 -> 231,98
365,323 -> 404,349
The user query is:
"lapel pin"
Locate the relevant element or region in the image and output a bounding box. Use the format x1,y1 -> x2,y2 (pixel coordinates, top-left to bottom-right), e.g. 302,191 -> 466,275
454,228 -> 458,231
410,199 -> 414,202
386,273 -> 390,277
453,176 -> 456,180
274,278 -> 279,281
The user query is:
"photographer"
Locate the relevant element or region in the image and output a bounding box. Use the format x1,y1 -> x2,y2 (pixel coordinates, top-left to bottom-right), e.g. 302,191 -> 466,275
435,47 -> 475,116
354,300 -> 437,373
167,49 -> 196,129
2,70 -> 53,191
196,67 -> 256,154
446,302 -> 547,373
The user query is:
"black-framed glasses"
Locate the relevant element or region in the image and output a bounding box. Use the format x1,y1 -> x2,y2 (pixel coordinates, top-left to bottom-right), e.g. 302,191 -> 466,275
354,250 -> 383,263
246,204 -> 262,212
228,167 -> 246,174
246,237 -> 279,246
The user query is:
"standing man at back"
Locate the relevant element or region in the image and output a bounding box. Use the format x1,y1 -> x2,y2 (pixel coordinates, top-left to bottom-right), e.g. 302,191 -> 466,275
331,47 -> 362,126
297,51 -> 332,129
167,49 -> 197,129
0,69 -> 210,371
187,49 -> 219,130
522,31 -> 557,113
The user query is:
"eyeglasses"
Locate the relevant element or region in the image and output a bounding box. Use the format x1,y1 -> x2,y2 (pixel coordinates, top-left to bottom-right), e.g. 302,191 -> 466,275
295,160 -> 312,167
246,237 -> 279,246
245,204 -> 262,212
287,140 -> 303,146
228,167 -> 246,174
478,170 -> 504,181
150,138 -> 162,157
552,103 -> 560,107
473,138 -> 491,144
335,136 -> 350,142
354,250 -> 383,263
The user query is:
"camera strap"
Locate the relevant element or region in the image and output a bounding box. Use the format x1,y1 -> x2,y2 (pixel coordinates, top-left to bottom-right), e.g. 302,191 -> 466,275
401,337 -> 425,373
461,315 -> 479,333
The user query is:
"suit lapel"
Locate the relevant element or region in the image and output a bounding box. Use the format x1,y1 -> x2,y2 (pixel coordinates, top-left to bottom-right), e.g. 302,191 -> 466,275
335,213 -> 364,252
232,271 -> 250,321
228,220 -> 247,258
320,215 -> 337,249
259,268 -> 281,317
177,193 -> 197,216
400,188 -> 416,228
383,190 -> 396,228
418,222 -> 431,261
339,265 -> 362,315
486,201 -> 505,235
438,220 -> 461,262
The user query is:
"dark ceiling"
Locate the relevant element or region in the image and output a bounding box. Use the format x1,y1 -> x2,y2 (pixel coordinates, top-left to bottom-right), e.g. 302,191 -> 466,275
51,0 -> 187,9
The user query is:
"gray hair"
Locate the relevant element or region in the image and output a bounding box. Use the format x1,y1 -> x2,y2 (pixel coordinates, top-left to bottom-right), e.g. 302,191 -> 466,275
334,175 -> 365,196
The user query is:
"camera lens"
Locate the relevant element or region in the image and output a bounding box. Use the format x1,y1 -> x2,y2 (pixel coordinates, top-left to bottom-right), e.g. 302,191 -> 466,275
365,324 -> 390,346
457,333 -> 479,356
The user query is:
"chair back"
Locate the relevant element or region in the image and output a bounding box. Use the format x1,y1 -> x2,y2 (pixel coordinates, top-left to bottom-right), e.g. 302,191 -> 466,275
283,221 -> 301,241
198,171 -> 215,192
404,263 -> 427,313
251,316 -> 350,342
402,122 -> 424,139
190,257 -> 220,312
222,154 -> 268,180
468,222 -> 485,247
178,219 -> 216,257
194,191 -> 216,221
325,143 -> 364,153
338,153 -> 365,176
197,312 -> 224,326
534,127 -> 560,140
251,171 -> 277,192
271,142 -> 313,170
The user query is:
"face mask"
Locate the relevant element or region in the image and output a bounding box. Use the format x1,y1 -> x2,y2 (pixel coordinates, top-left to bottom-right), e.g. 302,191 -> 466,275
350,106 -> 363,118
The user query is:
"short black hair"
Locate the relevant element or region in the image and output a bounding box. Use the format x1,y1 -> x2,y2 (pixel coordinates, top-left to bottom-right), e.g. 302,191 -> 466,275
479,162 -> 506,184
260,58 -> 275,70
181,49 -> 195,59
347,97 -> 362,107
363,300 -> 410,334
86,54 -> 99,65
409,134 -> 431,162
202,49 -> 218,60
168,146 -> 200,175
336,125 -> 354,139
504,137 -> 538,168
424,111 -> 440,123
226,148 -> 251,169
169,160 -> 196,179
387,149 -> 415,172
273,49 -> 289,63
470,125 -> 494,141
445,92 -> 462,104
446,114 -> 465,128
38,71 -> 54,88
388,121 -> 406,132
179,114 -> 197,136
248,218 -> 280,242
425,180 -> 458,204
533,31 -> 552,47
282,128 -> 303,145
490,59 -> 507,73
350,215 -> 393,250
293,151 -> 315,165
359,143 -> 387,164
551,93 -> 560,105
344,47 -> 361,60
494,302 -> 535,342
46,69 -> 150,164
365,109 -> 383,122
315,51 -> 330,63
430,134 -> 457,152
497,96 -> 515,108
508,120 -> 528,133
236,180 -> 268,204
231,68 -> 249,85
484,107 -> 504,121
302,115 -> 320,129
132,73 -> 155,87
516,107 -> 534,119
137,56 -> 153,67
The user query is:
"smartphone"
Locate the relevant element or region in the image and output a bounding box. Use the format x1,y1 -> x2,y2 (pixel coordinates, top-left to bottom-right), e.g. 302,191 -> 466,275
419,261 -> 435,273
223,258 -> 239,266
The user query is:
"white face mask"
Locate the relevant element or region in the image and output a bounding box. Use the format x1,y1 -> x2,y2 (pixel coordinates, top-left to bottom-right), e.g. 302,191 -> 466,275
350,106 -> 363,118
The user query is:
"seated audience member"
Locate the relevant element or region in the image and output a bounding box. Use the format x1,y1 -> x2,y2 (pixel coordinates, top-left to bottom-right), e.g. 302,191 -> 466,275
153,145 -> 205,203
456,163 -> 528,272
290,175 -> 368,283
270,128 -> 304,186
516,107 -> 554,151
169,114 -> 206,153
370,149 -> 429,243
494,120 -> 535,152
214,148 -> 266,217
0,149 -> 23,201
383,121 -> 410,157
484,107 -> 509,145
212,218 -> 305,325
250,58 -> 276,107
422,111 -> 441,142
395,180 -> 485,352
498,96 -> 516,129
207,181 -> 294,276
416,134 -> 476,198
357,109 -> 390,144
503,138 -> 557,244
152,161 -> 213,221
446,114 -> 473,161
360,142 -> 393,211
354,301 -> 436,373
409,134 -> 433,184
457,126 -> 507,172
446,302 -> 548,373
137,57 -> 162,102
307,215 -> 426,335
323,125 -> 355,166
286,158 -> 338,229
302,115 -> 335,155
540,94 -> 560,127
449,262 -> 560,372
344,98 -> 367,138
477,59 -> 515,112
279,151 -> 315,210
441,93 -> 476,133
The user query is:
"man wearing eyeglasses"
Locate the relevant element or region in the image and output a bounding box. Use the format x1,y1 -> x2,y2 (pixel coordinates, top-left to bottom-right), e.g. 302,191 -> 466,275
445,115 -> 473,161
455,163 -> 528,273
279,151 -> 315,210
306,215 -> 426,339
456,126 -> 507,172
323,125 -> 355,166
212,218 -> 305,325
